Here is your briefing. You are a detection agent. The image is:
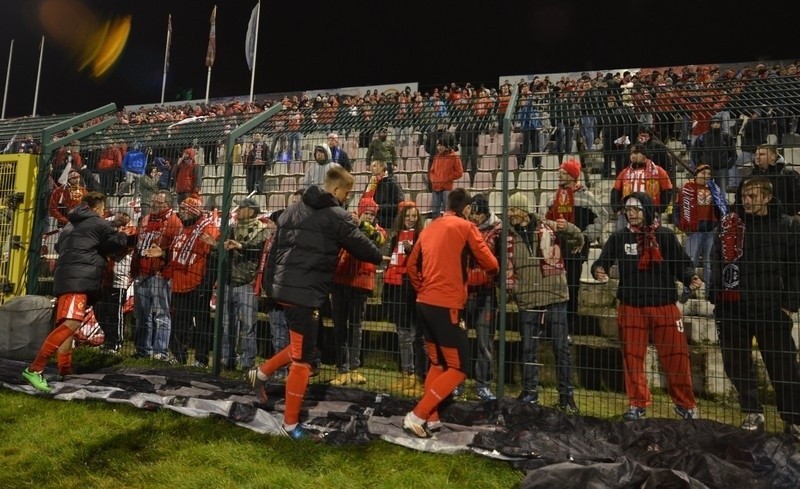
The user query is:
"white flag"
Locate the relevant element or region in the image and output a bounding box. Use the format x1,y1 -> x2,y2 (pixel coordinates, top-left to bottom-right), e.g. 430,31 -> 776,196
245,3 -> 259,71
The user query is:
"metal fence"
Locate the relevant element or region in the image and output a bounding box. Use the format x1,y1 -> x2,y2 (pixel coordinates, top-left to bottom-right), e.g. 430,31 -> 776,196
6,71 -> 800,432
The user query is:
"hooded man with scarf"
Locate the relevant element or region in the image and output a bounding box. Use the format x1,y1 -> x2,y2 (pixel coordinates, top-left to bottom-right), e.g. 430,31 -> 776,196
302,143 -> 340,188
710,176 -> 800,438
592,192 -> 701,421
545,159 -> 608,337
508,192 -> 584,413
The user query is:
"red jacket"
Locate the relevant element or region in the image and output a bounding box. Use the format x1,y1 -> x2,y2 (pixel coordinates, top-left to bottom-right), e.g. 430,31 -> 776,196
131,209 -> 183,277
173,148 -> 198,194
164,215 -> 220,292
428,150 -> 463,192
49,184 -> 86,225
407,212 -> 498,310
333,221 -> 387,292
384,229 -> 416,286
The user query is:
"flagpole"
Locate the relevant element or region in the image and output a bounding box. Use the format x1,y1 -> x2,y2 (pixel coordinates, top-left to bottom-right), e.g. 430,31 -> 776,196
204,5 -> 216,105
160,14 -> 172,105
32,36 -> 44,117
205,67 -> 211,105
1,39 -> 13,120
248,1 -> 261,104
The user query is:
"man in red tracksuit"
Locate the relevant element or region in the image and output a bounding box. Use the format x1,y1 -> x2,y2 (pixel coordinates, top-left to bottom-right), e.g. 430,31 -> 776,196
403,188 -> 499,438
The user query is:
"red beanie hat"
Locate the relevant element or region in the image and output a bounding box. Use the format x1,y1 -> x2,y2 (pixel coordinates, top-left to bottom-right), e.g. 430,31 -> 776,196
357,197 -> 379,216
560,160 -> 582,181
180,197 -> 204,217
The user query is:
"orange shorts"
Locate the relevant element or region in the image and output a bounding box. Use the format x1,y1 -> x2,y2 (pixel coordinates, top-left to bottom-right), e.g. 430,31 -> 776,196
56,293 -> 88,325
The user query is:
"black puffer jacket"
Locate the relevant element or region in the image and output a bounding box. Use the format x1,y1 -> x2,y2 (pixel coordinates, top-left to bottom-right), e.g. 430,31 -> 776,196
54,204 -> 128,302
372,174 -> 404,229
265,185 -> 383,307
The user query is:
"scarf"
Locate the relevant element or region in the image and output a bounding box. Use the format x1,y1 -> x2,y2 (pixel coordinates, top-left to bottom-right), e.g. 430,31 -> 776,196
546,185 -> 582,223
679,180 -> 728,232
719,212 -> 744,302
171,214 -> 213,267
622,160 -> 662,201
364,173 -> 383,199
537,220 -> 565,276
628,222 -> 663,270
137,208 -> 173,255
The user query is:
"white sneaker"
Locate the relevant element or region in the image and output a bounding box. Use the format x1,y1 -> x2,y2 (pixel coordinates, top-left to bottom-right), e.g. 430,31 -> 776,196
403,412 -> 431,438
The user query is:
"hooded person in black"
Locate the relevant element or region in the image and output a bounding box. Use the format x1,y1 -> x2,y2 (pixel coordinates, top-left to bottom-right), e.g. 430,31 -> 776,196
710,176 -> 800,437
691,113 -> 737,191
592,192 -> 701,421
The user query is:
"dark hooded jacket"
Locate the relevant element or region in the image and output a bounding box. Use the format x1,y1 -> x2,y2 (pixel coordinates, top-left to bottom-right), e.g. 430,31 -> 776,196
710,195 -> 800,318
735,156 -> 800,216
591,192 -> 695,307
53,204 -> 129,302
638,125 -> 672,177
265,184 -> 383,307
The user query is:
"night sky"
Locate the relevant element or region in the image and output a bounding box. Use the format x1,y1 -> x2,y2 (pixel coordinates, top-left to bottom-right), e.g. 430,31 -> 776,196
0,0 -> 795,118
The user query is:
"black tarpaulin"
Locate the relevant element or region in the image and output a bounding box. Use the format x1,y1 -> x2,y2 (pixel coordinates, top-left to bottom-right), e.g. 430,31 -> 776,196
1,358 -> 798,488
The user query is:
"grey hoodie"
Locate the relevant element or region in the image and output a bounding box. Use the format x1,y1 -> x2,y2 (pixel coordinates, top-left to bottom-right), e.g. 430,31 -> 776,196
302,143 -> 340,187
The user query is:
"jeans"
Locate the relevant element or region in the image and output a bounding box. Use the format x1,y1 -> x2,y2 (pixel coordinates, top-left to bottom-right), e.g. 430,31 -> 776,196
287,132 -> 302,161
268,309 -> 290,377
383,281 -> 424,376
518,129 -> 542,168
712,167 -> 729,195
331,283 -> 368,372
133,275 -> 171,356
466,288 -> 495,388
431,190 -> 449,218
580,116 -> 596,151
683,231 -> 714,296
555,122 -> 574,156
520,302 -> 574,395
221,283 -> 258,369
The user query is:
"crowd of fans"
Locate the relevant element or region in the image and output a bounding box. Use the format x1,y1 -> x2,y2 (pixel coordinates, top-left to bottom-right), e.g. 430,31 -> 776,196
13,59 -> 800,439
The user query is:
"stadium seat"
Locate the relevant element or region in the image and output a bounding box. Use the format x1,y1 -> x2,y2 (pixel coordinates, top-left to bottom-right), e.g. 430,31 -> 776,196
472,171 -> 494,191
279,175 -> 298,193
267,193 -> 286,212
415,192 -> 433,215
516,171 -> 538,190
408,172 -> 428,192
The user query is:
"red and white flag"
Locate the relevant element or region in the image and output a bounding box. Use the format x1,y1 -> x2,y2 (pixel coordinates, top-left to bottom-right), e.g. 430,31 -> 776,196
205,6 -> 217,67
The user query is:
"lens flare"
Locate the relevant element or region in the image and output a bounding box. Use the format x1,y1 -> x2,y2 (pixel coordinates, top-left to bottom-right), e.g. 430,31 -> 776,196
39,0 -> 131,80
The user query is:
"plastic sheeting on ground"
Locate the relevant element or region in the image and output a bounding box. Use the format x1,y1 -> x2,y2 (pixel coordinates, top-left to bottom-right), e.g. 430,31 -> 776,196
1,357 -> 798,488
